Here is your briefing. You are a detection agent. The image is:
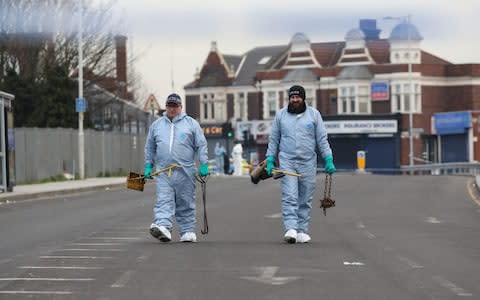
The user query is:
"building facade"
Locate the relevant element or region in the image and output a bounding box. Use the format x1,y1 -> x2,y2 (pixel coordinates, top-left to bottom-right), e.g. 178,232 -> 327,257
184,19 -> 480,170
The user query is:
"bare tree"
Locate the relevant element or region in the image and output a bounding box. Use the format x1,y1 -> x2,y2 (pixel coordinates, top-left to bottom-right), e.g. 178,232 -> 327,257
0,0 -> 128,93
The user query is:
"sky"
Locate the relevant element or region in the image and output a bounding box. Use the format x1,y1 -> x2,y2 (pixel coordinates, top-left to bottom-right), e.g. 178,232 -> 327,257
106,0 -> 479,107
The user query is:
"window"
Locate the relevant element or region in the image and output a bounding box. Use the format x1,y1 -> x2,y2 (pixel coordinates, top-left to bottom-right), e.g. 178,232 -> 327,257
358,86 -> 369,113
258,56 -> 271,64
203,102 -> 208,119
235,92 -> 246,121
391,82 -> 421,113
266,91 -> 277,118
200,92 -> 227,122
305,89 -> 316,108
337,84 -> 371,114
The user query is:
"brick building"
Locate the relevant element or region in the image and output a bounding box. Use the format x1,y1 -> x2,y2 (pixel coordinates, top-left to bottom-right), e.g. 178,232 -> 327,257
184,19 -> 480,170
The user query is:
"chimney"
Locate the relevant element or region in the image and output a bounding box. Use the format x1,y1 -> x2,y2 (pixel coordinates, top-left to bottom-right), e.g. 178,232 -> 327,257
114,35 -> 128,99
359,19 -> 381,40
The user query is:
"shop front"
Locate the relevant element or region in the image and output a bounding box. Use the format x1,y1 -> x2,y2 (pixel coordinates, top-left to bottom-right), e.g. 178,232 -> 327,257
433,111 -> 472,163
324,117 -> 401,171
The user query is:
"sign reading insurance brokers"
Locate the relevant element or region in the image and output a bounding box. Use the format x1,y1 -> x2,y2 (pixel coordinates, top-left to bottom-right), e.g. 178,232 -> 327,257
324,120 -> 397,134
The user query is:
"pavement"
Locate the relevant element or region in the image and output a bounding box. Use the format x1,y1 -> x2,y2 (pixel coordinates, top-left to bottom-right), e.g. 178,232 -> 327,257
0,177 -> 127,203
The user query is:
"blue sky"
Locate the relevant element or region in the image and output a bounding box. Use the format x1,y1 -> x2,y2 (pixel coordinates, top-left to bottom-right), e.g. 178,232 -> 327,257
107,0 -> 479,105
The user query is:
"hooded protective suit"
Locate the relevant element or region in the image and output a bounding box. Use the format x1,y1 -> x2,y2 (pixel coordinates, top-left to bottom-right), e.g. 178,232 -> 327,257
266,105 -> 332,234
214,142 -> 225,174
144,111 -> 208,235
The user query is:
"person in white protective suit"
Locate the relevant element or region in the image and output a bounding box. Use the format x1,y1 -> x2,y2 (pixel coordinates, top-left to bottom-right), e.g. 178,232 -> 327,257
144,93 -> 209,243
265,85 -> 336,244
232,143 -> 243,176
214,142 -> 226,175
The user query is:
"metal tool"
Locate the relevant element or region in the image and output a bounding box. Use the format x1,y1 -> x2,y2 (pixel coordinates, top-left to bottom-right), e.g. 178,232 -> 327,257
195,174 -> 209,234
320,174 -> 335,216
126,163 -> 181,192
250,160 -> 301,184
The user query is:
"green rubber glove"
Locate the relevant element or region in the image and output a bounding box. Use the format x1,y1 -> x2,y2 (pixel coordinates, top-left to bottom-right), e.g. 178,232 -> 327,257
144,163 -> 153,179
266,155 -> 275,176
198,163 -> 209,176
324,155 -> 336,174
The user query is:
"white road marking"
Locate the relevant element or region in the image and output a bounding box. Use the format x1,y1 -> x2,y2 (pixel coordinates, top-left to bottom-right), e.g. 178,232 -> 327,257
356,222 -> 365,229
343,261 -> 365,266
136,255 -> 149,262
18,266 -> 103,270
69,243 -> 124,246
426,217 -> 442,224
111,270 -> 135,288
355,222 -> 375,238
466,179 -> 480,206
0,291 -> 73,295
60,248 -> 124,252
88,237 -> 140,240
265,213 -> 282,218
0,258 -> 12,265
396,256 -> 424,269
0,278 -> 94,281
40,256 -> 112,259
241,266 -> 299,285
433,276 -> 473,297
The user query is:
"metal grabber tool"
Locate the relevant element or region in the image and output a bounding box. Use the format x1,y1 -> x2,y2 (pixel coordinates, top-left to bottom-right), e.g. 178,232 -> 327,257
320,174 -> 335,216
126,163 -> 181,192
195,173 -> 209,234
250,160 -> 301,184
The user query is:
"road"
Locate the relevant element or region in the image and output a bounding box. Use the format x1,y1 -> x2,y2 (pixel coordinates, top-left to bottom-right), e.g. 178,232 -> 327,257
0,174 -> 479,299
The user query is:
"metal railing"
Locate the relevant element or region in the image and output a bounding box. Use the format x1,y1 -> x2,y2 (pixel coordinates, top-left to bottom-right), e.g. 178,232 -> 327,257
317,162 -> 480,176
400,162 -> 480,176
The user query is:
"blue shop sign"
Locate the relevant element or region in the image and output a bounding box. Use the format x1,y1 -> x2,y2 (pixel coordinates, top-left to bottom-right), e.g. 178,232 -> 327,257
434,111 -> 471,135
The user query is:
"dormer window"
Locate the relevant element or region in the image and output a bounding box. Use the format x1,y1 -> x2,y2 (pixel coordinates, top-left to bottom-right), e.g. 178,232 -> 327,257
258,56 -> 271,65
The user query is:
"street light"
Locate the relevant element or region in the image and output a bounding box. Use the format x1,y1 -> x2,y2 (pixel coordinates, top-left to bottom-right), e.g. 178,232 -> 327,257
78,0 -> 85,179
384,14 -> 414,168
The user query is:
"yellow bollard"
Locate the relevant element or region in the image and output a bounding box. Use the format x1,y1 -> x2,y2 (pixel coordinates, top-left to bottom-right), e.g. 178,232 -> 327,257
357,150 -> 366,172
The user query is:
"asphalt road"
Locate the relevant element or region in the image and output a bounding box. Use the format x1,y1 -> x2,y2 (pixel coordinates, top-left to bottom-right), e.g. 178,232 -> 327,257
0,174 -> 479,299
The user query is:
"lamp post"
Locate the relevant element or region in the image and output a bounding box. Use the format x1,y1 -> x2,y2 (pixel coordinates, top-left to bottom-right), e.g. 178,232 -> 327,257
384,14 -> 414,168
78,0 -> 85,179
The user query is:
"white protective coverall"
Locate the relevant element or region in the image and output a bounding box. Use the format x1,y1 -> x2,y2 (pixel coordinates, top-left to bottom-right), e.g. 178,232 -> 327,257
232,143 -> 243,176
144,111 -> 208,235
266,105 -> 332,234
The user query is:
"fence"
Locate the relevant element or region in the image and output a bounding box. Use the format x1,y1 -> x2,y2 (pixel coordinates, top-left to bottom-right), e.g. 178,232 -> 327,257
14,128 -> 146,184
315,162 -> 480,176
400,162 -> 480,176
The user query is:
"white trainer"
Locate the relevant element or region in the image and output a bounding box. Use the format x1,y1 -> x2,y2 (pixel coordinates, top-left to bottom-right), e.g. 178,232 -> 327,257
284,229 -> 297,244
180,232 -> 197,243
296,232 -> 311,243
149,223 -> 171,242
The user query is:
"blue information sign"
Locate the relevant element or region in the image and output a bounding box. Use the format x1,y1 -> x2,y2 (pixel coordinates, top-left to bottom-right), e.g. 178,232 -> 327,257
75,97 -> 87,113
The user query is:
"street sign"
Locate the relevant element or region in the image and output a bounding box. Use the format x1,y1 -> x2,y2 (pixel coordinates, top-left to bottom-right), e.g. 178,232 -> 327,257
75,97 -> 87,113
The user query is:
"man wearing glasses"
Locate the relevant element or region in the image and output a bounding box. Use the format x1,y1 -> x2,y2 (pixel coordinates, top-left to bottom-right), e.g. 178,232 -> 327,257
144,93 -> 209,243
